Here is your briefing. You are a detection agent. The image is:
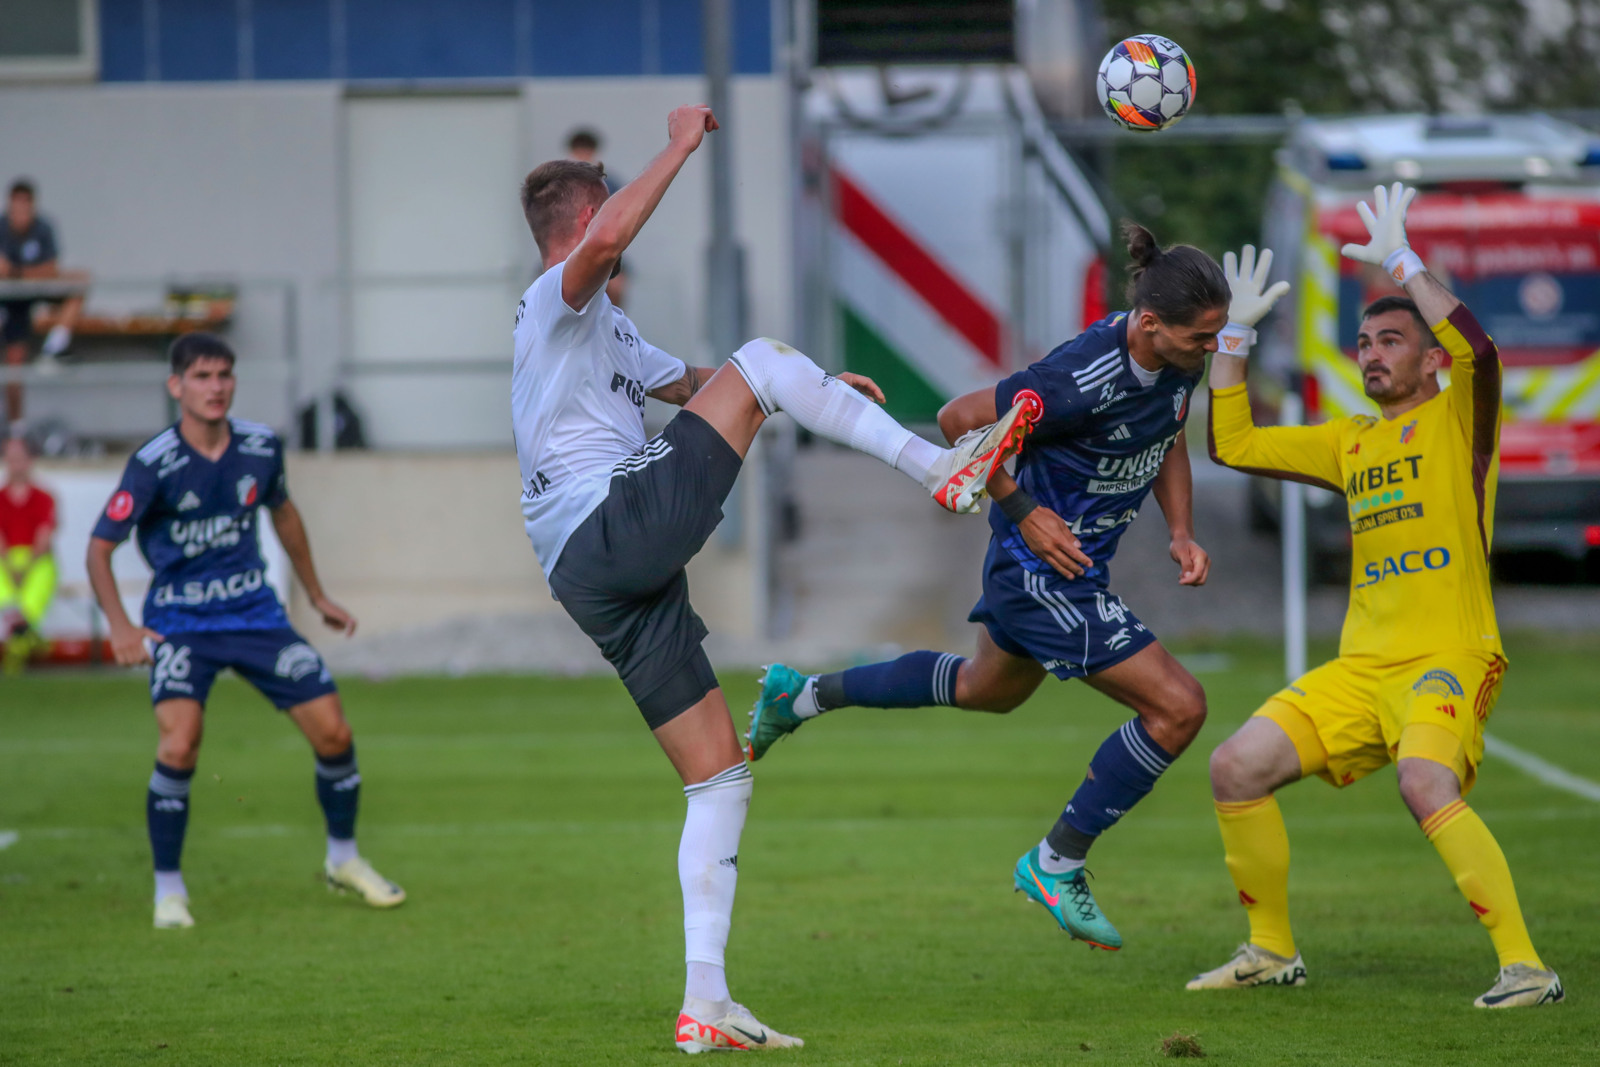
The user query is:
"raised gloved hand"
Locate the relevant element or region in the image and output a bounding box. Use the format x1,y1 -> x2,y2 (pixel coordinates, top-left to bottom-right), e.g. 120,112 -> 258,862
1224,245 -> 1290,328
1217,244 -> 1290,357
1340,181 -> 1424,283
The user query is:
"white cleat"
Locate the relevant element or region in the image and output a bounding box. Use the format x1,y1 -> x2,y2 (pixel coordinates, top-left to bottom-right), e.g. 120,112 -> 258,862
325,856 -> 406,908
153,894 -> 195,929
924,394 -> 1041,514
675,999 -> 803,1053
1186,943 -> 1306,990
1475,963 -> 1564,1008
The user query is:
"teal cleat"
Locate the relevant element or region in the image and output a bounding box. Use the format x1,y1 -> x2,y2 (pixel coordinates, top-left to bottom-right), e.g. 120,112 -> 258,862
1012,847 -> 1122,950
746,664 -> 808,762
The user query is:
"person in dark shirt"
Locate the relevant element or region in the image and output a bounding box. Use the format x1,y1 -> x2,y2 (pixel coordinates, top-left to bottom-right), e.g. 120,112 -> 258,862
1,179 -> 88,420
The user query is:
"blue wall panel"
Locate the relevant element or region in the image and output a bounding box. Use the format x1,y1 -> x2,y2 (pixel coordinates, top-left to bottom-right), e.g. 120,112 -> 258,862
158,0 -> 239,81
530,0 -> 644,77
254,0 -> 333,80
346,0 -> 518,79
734,0 -> 771,74
99,0 -> 146,81
97,0 -> 772,82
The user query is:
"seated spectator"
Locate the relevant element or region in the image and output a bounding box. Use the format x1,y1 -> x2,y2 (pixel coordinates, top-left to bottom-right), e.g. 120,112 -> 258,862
0,434 -> 57,673
2,178 -> 90,421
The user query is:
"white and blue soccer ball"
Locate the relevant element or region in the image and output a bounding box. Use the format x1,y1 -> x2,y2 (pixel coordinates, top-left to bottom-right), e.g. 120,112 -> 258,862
1096,35 -> 1196,132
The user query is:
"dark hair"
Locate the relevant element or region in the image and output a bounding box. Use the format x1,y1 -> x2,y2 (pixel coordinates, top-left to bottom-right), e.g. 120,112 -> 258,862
566,128 -> 601,153
520,160 -> 610,260
9,178 -> 35,200
1361,295 -> 1438,349
1122,221 -> 1229,326
169,332 -> 236,375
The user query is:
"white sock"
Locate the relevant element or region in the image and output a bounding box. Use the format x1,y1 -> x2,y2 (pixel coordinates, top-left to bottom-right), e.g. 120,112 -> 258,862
680,762 -> 752,1007
1036,838 -> 1085,875
154,869 -> 187,901
326,836 -> 359,868
791,676 -> 822,719
728,338 -> 929,476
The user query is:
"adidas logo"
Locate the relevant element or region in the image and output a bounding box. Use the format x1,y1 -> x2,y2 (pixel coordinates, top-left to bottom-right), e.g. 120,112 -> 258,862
177,491 -> 201,512
1108,424 -> 1131,441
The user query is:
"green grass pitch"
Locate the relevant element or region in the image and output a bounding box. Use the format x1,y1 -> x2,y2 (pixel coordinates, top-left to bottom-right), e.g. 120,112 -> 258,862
2,637 -> 1597,1065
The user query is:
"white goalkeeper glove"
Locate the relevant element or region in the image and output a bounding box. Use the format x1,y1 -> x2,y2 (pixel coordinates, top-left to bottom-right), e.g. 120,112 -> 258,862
1218,244 -> 1290,357
1340,181 -> 1425,283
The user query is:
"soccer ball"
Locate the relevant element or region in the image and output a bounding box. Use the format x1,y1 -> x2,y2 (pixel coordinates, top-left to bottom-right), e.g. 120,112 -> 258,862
1096,35 -> 1196,132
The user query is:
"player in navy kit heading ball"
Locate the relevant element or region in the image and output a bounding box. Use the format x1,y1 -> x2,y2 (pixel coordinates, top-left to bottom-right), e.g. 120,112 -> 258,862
87,333 -> 404,929
750,224 -> 1234,950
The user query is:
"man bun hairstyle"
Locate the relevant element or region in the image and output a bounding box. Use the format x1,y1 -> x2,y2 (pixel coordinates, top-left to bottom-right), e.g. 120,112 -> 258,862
1362,294 -> 1439,349
521,160 -> 610,260
169,332 -> 236,376
1122,221 -> 1229,326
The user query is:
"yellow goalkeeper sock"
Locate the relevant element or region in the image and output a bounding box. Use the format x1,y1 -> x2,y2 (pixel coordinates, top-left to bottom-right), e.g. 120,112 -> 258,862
1421,800 -> 1543,970
1215,796 -> 1295,959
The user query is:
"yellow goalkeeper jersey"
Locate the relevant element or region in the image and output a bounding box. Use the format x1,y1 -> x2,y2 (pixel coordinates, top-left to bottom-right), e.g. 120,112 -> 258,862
1209,304 -> 1503,665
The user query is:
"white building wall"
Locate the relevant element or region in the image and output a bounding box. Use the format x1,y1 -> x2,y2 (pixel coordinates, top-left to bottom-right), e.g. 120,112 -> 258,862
0,76 -> 789,448
0,82 -> 344,433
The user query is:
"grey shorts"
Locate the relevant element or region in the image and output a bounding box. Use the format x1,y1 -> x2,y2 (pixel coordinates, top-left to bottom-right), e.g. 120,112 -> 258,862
549,410 -> 742,728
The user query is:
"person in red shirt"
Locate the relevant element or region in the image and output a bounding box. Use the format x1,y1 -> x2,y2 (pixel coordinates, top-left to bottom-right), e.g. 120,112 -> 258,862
0,434 -> 56,672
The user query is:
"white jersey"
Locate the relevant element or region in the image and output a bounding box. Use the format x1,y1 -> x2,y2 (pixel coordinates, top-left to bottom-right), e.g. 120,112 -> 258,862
512,261 -> 687,577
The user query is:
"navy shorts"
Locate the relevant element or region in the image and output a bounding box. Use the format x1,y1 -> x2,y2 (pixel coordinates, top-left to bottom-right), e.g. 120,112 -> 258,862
968,538 -> 1156,680
149,628 -> 338,709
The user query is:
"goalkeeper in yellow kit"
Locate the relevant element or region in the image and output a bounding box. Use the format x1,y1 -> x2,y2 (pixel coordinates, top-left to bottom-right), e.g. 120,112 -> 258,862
1192,183 -> 1562,1009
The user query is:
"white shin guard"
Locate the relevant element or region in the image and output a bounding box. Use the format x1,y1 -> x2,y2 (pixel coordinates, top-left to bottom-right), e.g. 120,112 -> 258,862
728,338 -> 917,470
679,762 -> 753,1000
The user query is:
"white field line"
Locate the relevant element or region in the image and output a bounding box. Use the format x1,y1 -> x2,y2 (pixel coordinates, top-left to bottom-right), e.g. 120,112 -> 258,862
1484,732 -> 1600,802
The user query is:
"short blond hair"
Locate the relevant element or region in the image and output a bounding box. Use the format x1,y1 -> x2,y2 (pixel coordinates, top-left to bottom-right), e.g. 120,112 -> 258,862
520,160 -> 609,259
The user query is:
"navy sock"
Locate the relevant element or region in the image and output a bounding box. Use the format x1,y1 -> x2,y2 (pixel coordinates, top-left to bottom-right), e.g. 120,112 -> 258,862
315,745 -> 361,841
1046,719 -> 1174,861
147,762 -> 194,872
814,651 -> 964,711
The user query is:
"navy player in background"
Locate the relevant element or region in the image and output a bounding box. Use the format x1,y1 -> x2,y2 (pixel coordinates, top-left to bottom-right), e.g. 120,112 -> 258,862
86,333 -> 404,929
749,224 -> 1234,950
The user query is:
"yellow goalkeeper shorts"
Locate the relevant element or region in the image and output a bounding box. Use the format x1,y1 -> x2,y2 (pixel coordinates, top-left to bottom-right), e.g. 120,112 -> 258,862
1255,650 -> 1507,794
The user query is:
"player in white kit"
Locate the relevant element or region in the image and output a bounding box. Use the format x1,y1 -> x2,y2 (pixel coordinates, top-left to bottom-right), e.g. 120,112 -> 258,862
512,105 -> 1035,1053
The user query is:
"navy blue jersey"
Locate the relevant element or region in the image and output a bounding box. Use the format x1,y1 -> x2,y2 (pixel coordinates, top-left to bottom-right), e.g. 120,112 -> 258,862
93,419 -> 291,635
991,312 -> 1199,581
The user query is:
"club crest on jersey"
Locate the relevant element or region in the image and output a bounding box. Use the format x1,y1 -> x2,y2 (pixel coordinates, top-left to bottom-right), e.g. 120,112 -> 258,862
1173,389 -> 1189,422
1400,420 -> 1417,444
237,475 -> 259,507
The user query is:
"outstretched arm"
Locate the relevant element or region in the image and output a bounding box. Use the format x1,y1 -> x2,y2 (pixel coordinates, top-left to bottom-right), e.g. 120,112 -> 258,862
562,105 -> 719,312
269,500 -> 356,636
1151,432 -> 1209,586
